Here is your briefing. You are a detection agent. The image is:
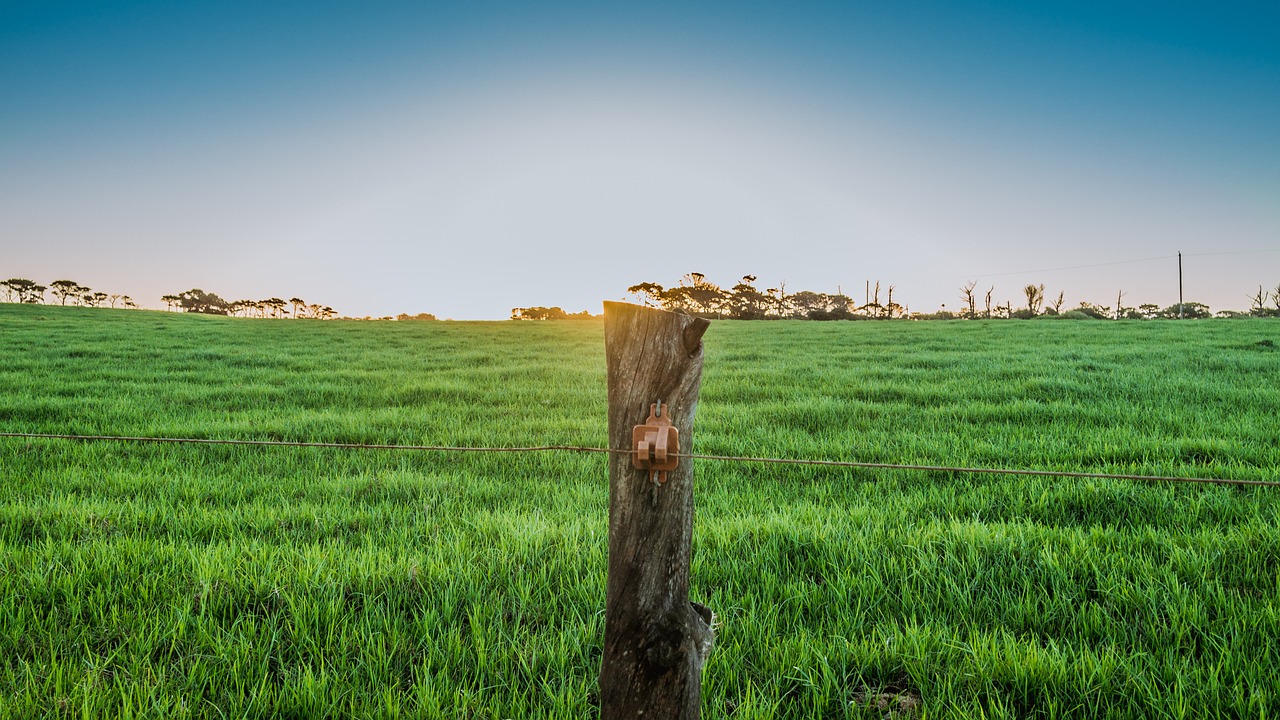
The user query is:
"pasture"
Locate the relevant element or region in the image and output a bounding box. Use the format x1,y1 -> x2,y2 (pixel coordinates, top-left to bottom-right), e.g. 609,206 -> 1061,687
1,303 -> 1278,718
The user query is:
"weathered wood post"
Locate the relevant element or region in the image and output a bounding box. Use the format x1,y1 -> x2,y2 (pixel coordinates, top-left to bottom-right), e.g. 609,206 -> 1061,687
600,301 -> 715,719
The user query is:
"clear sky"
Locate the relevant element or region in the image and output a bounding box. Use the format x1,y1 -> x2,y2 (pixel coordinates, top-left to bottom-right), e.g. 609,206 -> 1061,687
2,0 -> 1277,318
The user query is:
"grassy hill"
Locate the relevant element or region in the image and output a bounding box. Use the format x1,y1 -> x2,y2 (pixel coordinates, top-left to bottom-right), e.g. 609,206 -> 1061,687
2,303 -> 1278,718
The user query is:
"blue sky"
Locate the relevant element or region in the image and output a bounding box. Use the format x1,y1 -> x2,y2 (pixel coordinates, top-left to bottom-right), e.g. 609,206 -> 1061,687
2,1 -> 1277,317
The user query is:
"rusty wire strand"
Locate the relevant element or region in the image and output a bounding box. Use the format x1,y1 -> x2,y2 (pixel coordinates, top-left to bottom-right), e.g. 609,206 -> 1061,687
0,432 -> 619,455
2,431 -> 1277,488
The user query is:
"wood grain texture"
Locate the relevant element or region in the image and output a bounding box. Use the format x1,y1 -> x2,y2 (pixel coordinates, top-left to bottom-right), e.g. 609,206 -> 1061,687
600,301 -> 714,719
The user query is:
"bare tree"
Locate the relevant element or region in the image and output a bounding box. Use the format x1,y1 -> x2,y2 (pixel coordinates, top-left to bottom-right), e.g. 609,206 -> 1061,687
1248,286 -> 1269,316
984,287 -> 994,319
960,281 -> 978,318
1050,291 -> 1066,315
1115,290 -> 1126,320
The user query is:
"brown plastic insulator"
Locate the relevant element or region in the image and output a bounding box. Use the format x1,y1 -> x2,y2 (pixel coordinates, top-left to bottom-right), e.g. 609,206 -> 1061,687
632,402 -> 679,483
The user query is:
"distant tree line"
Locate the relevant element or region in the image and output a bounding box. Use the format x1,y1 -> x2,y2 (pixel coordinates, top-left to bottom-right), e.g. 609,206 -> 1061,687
0,278 -> 345,319
622,273 -> 909,319
8,272 -> 1278,321
160,289 -> 337,319
2,278 -> 137,308
510,306 -> 598,320
619,273 -> 1280,321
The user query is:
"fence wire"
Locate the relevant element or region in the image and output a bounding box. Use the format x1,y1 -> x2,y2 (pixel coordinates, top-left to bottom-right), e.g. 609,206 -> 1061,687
3,431 -> 1276,488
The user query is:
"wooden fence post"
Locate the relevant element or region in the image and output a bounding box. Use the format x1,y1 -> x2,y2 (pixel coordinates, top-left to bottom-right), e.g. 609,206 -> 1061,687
600,301 -> 715,719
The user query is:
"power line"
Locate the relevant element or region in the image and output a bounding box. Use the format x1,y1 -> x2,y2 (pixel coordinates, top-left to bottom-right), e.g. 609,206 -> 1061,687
1183,249 -> 1280,258
964,248 -> 1280,280
967,255 -> 1174,279
4,432 -> 1276,488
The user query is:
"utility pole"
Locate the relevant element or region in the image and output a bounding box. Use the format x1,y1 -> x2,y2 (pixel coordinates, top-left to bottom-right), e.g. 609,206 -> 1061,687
1178,252 -> 1184,319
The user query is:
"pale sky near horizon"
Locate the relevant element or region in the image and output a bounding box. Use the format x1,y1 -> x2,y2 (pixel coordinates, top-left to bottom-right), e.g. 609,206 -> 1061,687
2,1 -> 1277,318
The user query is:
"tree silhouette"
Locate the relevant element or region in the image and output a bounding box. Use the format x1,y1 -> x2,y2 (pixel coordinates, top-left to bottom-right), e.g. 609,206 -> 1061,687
826,293 -> 855,317
766,281 -> 788,317
1023,284 -> 1045,315
681,274 -> 727,317
262,298 -> 286,318
512,306 -> 568,320
626,283 -> 665,308
789,291 -> 825,318
1075,302 -> 1110,319
174,289 -> 231,315
50,280 -> 83,305
729,276 -> 770,319
3,279 -> 45,303
301,303 -> 337,319
1161,302 -> 1211,319
289,297 -> 306,317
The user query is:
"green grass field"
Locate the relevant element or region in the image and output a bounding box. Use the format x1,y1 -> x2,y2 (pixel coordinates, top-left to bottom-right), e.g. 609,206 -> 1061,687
2,303 -> 1279,719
